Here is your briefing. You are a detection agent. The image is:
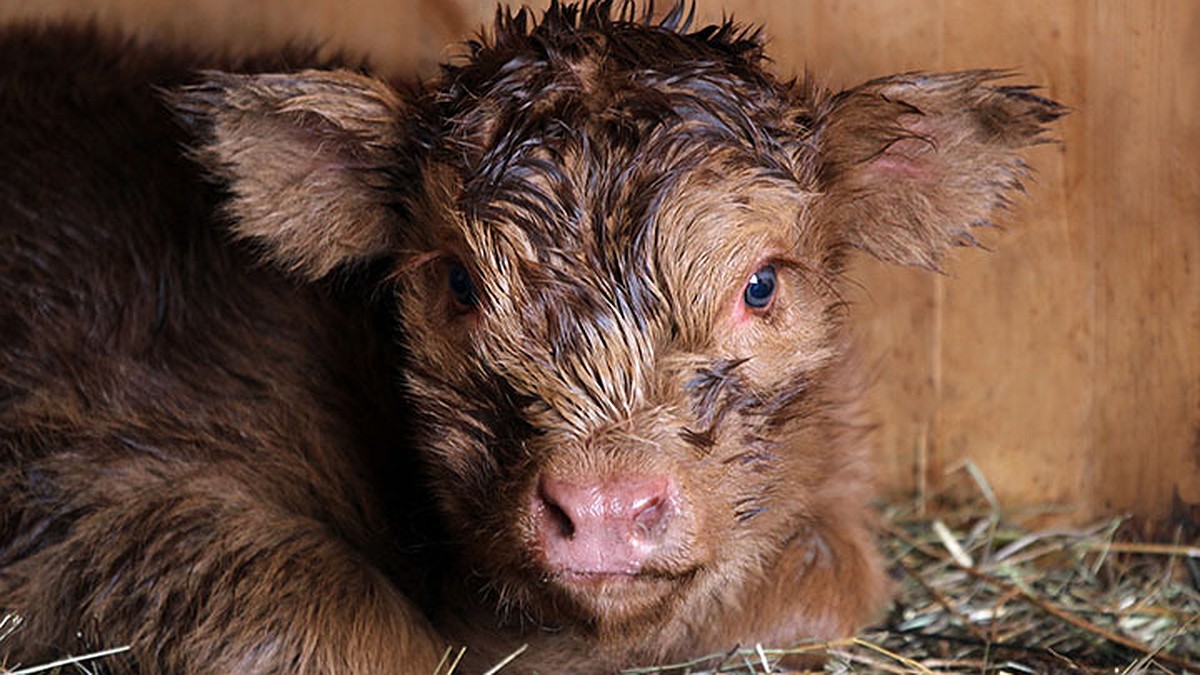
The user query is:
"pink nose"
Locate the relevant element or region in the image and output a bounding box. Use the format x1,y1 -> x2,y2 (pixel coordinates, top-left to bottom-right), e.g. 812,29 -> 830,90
534,474 -> 675,575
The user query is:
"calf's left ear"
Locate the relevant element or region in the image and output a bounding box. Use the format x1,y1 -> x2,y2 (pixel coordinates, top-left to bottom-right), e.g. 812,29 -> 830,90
170,70 -> 408,279
810,71 -> 1066,270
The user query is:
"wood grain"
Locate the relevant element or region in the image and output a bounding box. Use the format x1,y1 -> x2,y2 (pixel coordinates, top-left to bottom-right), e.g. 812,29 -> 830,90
2,0 -> 1196,526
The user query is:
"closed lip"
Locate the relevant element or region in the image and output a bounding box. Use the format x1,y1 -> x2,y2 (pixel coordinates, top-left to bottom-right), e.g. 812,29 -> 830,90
548,570 -> 676,616
544,565 -> 699,596
553,569 -> 644,585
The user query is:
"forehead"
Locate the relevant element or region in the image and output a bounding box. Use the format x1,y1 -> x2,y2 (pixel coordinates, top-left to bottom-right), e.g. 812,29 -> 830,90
418,17 -> 812,284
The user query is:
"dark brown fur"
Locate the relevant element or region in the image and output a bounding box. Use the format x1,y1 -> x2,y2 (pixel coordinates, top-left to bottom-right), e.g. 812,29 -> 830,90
0,3 -> 1063,673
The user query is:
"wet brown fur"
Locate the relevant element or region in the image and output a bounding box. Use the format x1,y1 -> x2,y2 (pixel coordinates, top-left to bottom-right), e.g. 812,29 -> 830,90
0,2 -> 1063,673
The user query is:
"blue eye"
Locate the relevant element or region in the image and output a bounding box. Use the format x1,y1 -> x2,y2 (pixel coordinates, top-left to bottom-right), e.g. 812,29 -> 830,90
448,262 -> 479,308
743,265 -> 777,309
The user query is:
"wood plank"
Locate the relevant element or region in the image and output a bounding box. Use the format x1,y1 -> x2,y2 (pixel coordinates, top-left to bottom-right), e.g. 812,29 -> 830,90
1087,0 -> 1200,524
932,1 -> 1094,519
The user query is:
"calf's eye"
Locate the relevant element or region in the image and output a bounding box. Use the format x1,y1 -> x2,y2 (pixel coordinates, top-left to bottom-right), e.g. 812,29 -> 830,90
743,264 -> 777,310
448,262 -> 479,309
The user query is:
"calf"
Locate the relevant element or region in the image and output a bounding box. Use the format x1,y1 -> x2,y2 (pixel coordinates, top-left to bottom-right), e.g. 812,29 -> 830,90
0,2 -> 1062,673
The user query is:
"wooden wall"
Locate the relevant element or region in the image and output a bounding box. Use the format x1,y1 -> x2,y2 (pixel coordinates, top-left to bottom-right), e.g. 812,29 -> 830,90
2,0 -> 1197,528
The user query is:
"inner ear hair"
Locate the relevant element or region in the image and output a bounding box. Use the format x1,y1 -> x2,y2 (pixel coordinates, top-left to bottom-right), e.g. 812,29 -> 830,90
169,69 -> 410,279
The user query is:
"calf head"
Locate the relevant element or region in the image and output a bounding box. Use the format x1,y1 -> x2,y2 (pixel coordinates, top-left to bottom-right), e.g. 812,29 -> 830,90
176,0 -> 1062,658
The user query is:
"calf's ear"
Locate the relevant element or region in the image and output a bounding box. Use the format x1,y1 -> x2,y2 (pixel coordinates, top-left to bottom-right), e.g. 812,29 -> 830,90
169,70 -> 408,279
810,71 -> 1065,269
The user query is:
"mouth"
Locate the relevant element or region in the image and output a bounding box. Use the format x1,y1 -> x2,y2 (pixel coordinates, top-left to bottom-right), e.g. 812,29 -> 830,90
539,566 -> 699,625
546,561 -> 697,585
552,569 -> 651,587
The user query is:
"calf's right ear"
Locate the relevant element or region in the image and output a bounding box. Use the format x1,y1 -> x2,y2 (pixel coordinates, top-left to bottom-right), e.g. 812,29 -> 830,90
169,70 -> 408,279
810,71 -> 1066,270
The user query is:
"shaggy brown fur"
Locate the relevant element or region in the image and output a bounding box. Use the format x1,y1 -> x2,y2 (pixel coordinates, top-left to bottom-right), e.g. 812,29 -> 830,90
0,2 -> 1063,673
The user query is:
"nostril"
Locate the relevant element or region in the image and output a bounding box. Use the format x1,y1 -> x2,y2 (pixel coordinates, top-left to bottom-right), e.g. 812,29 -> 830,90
631,495 -> 667,538
538,484 -> 576,540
